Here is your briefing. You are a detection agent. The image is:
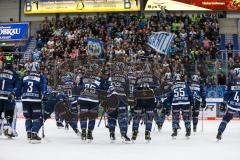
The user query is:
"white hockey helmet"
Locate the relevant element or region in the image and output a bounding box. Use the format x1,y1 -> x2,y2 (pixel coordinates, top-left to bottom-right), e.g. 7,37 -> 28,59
165,72 -> 172,80
192,74 -> 199,82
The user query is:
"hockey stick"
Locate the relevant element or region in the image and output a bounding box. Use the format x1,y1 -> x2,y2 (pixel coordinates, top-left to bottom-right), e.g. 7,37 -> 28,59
0,112 -> 5,136
41,102 -> 45,138
98,106 -> 105,127
11,101 -> 18,137
201,106 -> 204,133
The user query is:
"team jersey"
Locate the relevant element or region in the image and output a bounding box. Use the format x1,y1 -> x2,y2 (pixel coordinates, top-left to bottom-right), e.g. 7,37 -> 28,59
0,69 -> 20,100
170,81 -> 193,106
108,70 -> 129,97
127,72 -> 136,104
190,82 -> 206,102
224,79 -> 240,111
134,72 -> 159,99
159,80 -> 173,106
78,70 -> 101,103
21,72 -> 47,102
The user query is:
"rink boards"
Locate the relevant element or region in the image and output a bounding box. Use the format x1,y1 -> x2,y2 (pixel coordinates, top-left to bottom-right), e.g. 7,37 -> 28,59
14,98 -> 237,120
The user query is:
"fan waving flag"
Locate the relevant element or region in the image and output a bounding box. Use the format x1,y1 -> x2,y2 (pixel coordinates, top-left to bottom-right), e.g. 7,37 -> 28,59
148,32 -> 175,55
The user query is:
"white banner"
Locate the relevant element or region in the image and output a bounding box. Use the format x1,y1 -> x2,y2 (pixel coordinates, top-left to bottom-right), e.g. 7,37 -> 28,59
148,31 -> 175,55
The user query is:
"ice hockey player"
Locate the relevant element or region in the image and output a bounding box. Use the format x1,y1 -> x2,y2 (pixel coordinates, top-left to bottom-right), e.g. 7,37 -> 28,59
132,63 -> 160,142
216,67 -> 240,141
190,74 -> 206,132
156,72 -> 173,131
127,66 -> 136,125
78,63 -> 102,142
58,72 -> 81,136
0,61 -> 20,138
107,61 -> 131,143
169,72 -> 193,139
21,62 -> 47,143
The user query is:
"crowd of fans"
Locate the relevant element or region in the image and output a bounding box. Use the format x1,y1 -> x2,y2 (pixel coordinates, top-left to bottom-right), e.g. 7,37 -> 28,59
1,13 -> 225,87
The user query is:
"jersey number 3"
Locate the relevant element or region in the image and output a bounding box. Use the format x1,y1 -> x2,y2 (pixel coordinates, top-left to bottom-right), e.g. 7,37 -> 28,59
27,82 -> 33,92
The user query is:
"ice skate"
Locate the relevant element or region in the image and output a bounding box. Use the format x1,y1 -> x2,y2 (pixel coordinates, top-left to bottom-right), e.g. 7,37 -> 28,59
30,133 -> 41,144
171,129 -> 177,139
145,130 -> 151,143
87,130 -> 93,143
121,133 -> 131,144
131,130 -> 138,142
110,131 -> 116,143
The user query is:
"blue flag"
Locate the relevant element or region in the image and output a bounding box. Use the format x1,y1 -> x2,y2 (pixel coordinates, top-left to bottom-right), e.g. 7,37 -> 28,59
148,32 -> 175,55
86,38 -> 104,57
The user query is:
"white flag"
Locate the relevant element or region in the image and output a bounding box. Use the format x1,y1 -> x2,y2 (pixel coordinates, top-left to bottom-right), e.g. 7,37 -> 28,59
148,31 -> 175,55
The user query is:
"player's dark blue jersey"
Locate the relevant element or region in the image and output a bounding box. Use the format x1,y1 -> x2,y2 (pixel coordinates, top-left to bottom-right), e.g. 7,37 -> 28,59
127,72 -> 136,103
78,71 -> 101,103
21,72 -> 47,102
134,72 -> 159,99
108,70 -> 129,97
190,82 -> 206,102
170,82 -> 193,106
158,80 -> 172,107
0,69 -> 20,100
224,80 -> 240,111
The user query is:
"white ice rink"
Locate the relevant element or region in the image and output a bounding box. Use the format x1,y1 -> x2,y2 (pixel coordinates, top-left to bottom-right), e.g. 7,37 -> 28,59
0,119 -> 240,160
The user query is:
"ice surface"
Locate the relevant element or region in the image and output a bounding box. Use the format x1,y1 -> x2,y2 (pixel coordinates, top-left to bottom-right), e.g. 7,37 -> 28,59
0,119 -> 239,160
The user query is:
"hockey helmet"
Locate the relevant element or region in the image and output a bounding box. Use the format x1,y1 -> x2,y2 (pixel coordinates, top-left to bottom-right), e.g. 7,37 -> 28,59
164,72 -> 172,80
116,62 -> 125,71
234,67 -> 240,78
90,63 -> 99,72
174,73 -> 182,81
30,62 -> 40,72
143,63 -> 151,73
4,61 -> 13,70
192,74 -> 199,82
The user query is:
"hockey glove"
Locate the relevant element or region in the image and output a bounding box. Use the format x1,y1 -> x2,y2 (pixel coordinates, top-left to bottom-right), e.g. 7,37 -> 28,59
162,107 -> 170,116
219,103 -> 226,112
42,94 -> 48,102
201,100 -> 206,109
8,92 -> 15,102
157,101 -> 163,110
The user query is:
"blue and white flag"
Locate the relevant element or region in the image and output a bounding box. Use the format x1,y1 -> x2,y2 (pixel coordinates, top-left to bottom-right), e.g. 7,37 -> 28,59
86,38 -> 104,57
148,31 -> 175,55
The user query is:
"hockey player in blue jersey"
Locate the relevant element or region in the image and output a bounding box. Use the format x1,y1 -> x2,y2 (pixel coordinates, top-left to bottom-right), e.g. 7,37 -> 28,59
132,63 -> 160,142
78,63 -> 101,142
0,61 -> 20,138
190,74 -> 206,132
21,62 -> 47,143
57,72 -> 81,136
169,73 -> 193,138
106,61 -> 131,143
155,72 -> 173,131
216,67 -> 240,141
